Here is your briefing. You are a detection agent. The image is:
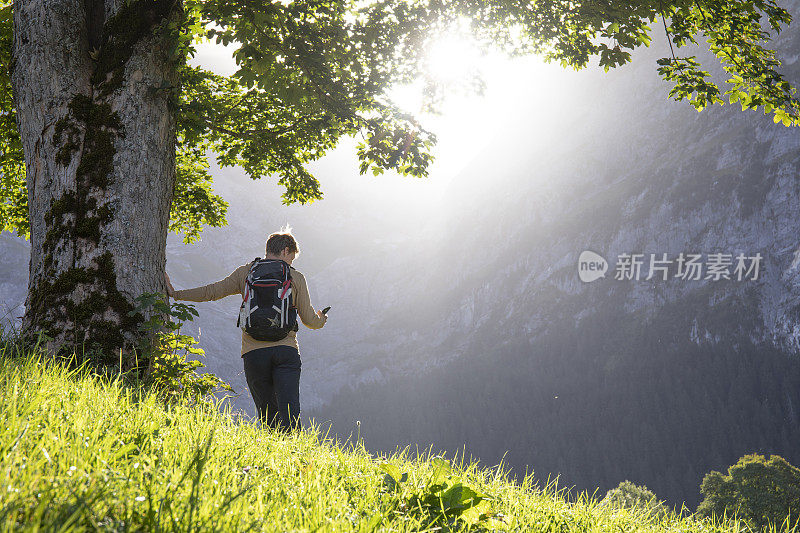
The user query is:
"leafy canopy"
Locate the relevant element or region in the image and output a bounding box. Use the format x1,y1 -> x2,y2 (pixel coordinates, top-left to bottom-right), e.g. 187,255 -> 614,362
1,0 -> 798,242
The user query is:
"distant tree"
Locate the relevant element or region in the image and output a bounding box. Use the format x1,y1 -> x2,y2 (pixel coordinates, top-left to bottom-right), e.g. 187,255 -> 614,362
601,480 -> 669,519
697,454 -> 800,530
2,0 -> 799,365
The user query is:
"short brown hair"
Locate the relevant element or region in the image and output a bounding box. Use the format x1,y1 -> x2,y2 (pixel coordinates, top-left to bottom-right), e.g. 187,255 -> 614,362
266,231 -> 299,256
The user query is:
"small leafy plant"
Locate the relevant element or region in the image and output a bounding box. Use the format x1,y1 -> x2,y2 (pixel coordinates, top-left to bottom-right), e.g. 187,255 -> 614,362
379,457 -> 506,531
129,293 -> 232,405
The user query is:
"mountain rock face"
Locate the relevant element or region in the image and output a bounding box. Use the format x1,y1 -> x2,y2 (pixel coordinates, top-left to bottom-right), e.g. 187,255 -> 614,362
3,3 -> 800,509
0,232 -> 28,327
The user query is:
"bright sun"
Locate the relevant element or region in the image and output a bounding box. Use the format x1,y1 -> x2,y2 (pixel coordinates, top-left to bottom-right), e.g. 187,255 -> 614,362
386,30 -> 485,115
426,34 -> 482,84
382,28 -> 566,194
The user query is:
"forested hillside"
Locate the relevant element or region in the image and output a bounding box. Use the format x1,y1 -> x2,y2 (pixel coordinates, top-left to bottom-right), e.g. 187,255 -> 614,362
314,299 -> 800,508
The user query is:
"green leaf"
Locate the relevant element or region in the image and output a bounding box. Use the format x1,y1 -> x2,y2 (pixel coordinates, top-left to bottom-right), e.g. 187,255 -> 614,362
379,462 -> 402,484
430,457 -> 451,486
440,483 -> 481,511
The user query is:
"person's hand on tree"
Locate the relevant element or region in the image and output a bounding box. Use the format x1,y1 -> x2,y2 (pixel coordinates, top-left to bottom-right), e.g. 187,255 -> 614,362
165,272 -> 175,298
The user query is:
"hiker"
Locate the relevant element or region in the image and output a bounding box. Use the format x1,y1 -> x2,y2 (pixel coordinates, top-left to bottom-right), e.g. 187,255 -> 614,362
164,230 -> 327,432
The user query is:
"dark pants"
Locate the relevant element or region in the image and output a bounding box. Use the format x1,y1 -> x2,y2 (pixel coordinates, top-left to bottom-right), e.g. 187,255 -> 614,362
242,346 -> 302,432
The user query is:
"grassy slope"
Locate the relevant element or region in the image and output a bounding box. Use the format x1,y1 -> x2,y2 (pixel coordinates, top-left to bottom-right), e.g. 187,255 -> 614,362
0,351 -> 741,532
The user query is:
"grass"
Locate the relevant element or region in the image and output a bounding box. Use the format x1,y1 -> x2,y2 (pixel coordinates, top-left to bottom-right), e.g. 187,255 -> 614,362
0,343 -> 753,532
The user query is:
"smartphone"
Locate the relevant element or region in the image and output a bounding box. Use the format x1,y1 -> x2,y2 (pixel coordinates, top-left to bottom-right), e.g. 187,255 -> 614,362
321,306 -> 331,315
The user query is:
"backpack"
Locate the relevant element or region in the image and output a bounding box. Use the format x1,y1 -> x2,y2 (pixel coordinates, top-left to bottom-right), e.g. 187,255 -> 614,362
237,258 -> 299,341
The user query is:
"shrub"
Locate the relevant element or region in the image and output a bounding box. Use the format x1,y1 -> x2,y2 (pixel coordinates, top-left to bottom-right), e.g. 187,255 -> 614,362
601,480 -> 669,519
129,292 -> 232,405
696,453 -> 800,531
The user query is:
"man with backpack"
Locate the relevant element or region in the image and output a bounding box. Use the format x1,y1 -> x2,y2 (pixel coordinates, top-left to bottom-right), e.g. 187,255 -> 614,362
165,230 -> 327,432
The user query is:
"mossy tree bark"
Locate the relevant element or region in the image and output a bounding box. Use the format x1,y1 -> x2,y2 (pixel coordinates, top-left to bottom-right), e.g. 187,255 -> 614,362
12,0 -> 180,365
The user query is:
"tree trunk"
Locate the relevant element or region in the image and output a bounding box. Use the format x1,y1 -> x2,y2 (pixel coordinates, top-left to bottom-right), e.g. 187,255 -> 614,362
12,0 -> 180,366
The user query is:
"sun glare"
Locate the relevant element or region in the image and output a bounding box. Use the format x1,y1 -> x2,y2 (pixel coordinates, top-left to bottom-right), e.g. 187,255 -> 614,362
386,30 -> 486,115
190,21 -> 571,210
383,29 -> 531,189
426,34 -> 482,84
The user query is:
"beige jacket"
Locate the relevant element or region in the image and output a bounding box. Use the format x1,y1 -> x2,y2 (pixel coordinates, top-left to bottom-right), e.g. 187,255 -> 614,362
173,261 -> 326,356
